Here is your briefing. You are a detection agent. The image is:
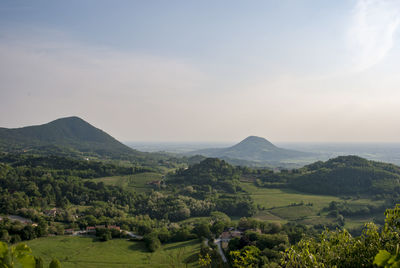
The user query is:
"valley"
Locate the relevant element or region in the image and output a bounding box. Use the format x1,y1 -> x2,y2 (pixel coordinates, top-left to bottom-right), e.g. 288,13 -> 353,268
0,117 -> 399,267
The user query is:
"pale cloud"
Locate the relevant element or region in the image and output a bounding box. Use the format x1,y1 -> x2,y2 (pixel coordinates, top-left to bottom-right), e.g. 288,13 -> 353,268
348,0 -> 400,72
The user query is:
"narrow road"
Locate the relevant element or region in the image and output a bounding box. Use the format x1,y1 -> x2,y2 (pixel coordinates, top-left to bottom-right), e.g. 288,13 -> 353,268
125,231 -> 143,240
214,239 -> 227,263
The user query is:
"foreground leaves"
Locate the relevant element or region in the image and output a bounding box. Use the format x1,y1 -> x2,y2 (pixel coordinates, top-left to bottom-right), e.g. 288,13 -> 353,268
281,204 -> 400,267
0,242 -> 35,268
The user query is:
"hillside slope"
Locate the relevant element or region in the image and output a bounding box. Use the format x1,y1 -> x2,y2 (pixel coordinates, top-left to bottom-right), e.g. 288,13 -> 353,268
291,155 -> 400,195
0,116 -> 141,158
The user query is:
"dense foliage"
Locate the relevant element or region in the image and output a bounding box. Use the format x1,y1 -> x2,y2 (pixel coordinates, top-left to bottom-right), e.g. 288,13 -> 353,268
168,158 -> 257,217
291,156 -> 400,196
0,241 -> 60,268
281,204 -> 400,267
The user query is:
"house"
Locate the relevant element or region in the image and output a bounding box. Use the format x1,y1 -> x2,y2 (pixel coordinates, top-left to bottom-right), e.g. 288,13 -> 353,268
220,230 -> 243,242
220,232 -> 231,241
107,225 -> 120,231
45,208 -> 58,217
86,226 -> 96,234
96,225 -> 106,229
65,229 -> 74,235
230,231 -> 242,238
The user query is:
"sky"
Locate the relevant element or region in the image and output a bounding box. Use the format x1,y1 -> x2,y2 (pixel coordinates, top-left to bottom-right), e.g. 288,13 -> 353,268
1,0 -> 400,143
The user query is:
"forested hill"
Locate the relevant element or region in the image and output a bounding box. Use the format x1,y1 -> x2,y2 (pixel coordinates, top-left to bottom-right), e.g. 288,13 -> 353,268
290,155 -> 400,195
168,158 -> 256,216
0,116 -> 144,159
188,136 -> 310,164
169,158 -> 241,186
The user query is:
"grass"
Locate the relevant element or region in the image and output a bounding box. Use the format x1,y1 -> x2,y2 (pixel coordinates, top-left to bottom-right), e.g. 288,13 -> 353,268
252,210 -> 287,223
241,182 -> 384,226
241,182 -> 344,211
88,172 -> 163,193
26,236 -> 201,268
269,205 -> 315,221
344,212 -> 386,230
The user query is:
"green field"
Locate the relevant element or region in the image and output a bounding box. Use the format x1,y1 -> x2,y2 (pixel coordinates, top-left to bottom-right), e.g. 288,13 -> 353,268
241,182 -> 384,229
27,236 -> 201,268
89,172 -> 163,193
241,182 -> 344,210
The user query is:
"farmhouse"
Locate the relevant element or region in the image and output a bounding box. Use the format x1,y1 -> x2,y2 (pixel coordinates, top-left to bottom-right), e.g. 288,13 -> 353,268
86,226 -> 96,234
45,208 -> 58,217
107,225 -> 120,231
65,229 -> 74,235
220,230 -> 243,242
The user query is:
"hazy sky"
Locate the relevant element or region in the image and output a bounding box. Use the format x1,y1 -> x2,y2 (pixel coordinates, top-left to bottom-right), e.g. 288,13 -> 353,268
1,0 -> 400,142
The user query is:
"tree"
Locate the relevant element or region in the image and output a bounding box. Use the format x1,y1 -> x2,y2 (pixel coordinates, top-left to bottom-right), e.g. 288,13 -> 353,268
374,248 -> 400,268
281,204 -> 400,267
198,253 -> 211,267
96,228 -> 112,241
0,242 -> 36,268
35,256 -> 44,268
194,222 -> 211,239
143,233 -> 161,252
49,259 -> 61,268
229,245 -> 260,268
0,230 -> 11,243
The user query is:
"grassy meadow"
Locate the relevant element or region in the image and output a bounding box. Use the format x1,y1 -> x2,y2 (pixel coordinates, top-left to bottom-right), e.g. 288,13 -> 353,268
240,182 -> 384,229
26,236 -> 201,268
88,172 -> 163,193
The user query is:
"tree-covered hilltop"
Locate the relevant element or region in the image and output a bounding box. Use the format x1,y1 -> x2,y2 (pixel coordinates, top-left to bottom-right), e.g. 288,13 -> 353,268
290,155 -> 400,196
0,116 -> 135,156
167,158 -> 257,217
169,158 -> 242,192
0,117 -> 178,167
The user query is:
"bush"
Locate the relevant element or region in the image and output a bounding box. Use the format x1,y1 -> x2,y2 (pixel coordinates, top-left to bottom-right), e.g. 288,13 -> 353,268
143,233 -> 161,252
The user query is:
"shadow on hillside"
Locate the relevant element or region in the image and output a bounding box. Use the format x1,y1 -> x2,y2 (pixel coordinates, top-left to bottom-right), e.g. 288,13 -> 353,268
128,242 -> 148,252
184,252 -> 198,264
163,239 -> 198,251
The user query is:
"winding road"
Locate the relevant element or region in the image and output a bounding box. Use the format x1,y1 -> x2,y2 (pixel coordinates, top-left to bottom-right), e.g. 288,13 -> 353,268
214,238 -> 227,263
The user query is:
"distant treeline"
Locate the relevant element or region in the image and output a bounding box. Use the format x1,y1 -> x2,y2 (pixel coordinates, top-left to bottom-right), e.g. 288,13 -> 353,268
0,153 -> 153,178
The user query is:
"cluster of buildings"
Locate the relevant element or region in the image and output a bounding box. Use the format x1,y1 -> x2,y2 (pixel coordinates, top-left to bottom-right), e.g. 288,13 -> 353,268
219,228 -> 243,249
218,227 -> 262,249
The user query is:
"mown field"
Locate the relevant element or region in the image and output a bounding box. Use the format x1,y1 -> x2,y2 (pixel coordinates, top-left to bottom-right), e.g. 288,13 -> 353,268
27,236 -> 201,268
240,182 -> 385,229
88,172 -> 163,193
